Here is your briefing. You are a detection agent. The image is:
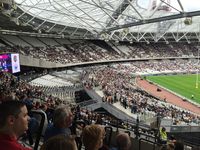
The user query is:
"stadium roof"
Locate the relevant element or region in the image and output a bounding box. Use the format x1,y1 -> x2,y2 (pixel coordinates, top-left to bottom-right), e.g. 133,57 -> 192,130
1,0 -> 200,42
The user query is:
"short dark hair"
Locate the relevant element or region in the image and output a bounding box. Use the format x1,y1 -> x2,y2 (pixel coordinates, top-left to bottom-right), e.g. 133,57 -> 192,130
0,100 -> 25,128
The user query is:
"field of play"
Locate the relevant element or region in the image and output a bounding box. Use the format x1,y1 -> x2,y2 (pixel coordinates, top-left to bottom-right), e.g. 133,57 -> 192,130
147,74 -> 200,104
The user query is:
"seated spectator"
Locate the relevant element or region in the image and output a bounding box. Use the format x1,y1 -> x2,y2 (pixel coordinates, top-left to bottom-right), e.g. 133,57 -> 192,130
0,100 -> 31,150
82,124 -> 105,150
112,132 -> 131,150
44,105 -> 73,141
40,134 -> 77,150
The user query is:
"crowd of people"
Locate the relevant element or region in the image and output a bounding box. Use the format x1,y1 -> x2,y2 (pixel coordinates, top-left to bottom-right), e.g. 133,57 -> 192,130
0,37 -> 200,150
112,59 -> 200,74
0,39 -> 199,64
85,63 -> 200,125
0,71 -> 137,150
115,42 -> 198,58
0,99 -> 186,150
0,41 -> 121,64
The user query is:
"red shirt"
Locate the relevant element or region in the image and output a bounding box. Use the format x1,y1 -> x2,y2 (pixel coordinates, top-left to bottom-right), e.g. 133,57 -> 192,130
0,134 -> 32,150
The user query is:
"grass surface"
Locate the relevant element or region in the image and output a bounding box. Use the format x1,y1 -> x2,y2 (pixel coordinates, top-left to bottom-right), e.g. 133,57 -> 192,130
147,74 -> 200,104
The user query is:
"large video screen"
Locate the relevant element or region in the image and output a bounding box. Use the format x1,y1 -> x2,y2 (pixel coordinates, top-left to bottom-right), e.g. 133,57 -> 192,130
0,53 -> 20,73
11,54 -> 20,73
0,54 -> 12,73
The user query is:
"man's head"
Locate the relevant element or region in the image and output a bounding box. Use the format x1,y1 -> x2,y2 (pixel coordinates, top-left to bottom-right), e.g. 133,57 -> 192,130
52,105 -> 73,128
0,100 -> 29,138
116,132 -> 131,150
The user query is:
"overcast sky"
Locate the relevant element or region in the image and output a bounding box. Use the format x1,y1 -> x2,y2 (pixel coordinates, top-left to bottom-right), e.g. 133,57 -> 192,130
137,0 -> 200,12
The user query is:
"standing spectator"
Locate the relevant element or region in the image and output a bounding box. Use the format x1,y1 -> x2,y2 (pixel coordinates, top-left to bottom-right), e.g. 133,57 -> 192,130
159,127 -> 168,144
44,105 -> 73,141
0,100 -> 31,150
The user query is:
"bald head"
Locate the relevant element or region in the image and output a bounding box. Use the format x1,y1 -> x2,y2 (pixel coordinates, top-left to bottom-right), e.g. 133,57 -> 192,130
116,133 -> 131,150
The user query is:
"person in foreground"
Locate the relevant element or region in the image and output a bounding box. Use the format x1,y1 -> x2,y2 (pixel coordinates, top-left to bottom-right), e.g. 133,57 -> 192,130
44,105 -> 73,141
0,100 -> 31,150
113,132 -> 131,150
40,134 -> 77,150
82,124 -> 105,150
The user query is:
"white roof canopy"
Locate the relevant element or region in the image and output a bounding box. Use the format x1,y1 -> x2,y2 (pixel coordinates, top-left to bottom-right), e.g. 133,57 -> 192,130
10,0 -> 200,41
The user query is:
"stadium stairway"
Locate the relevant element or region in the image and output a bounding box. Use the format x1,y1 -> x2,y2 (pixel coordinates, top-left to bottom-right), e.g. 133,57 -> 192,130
83,88 -> 136,123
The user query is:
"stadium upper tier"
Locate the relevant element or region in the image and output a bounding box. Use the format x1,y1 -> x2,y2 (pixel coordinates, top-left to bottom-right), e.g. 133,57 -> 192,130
0,36 -> 199,64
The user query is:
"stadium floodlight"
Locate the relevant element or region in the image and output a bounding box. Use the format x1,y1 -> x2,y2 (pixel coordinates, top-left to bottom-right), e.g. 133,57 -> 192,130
115,40 -> 119,43
100,32 -> 106,40
184,17 -> 192,25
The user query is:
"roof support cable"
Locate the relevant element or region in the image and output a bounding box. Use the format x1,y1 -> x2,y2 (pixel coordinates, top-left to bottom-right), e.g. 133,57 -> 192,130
177,0 -> 184,12
160,0 -> 182,13
127,0 -> 143,20
67,0 -> 106,29
16,0 -> 41,20
77,0 -> 142,25
91,0 -> 120,26
50,0 -> 99,34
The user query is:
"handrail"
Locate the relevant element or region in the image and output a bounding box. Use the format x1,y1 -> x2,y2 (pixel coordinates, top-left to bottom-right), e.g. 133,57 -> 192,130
139,138 -> 158,150
30,110 -> 46,150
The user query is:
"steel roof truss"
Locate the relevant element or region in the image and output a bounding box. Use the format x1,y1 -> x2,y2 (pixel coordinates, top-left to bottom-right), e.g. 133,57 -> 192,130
177,32 -> 188,41
91,0 -> 119,26
70,28 -> 79,37
17,0 -> 41,19
59,26 -> 67,34
52,0 -> 99,33
156,29 -> 169,41
127,0 -> 143,19
128,32 -> 137,41
67,0 -> 106,29
195,31 -> 200,42
171,32 -> 178,42
46,23 -> 56,32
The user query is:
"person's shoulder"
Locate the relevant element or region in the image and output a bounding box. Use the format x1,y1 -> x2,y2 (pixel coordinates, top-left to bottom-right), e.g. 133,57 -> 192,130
0,140 -> 32,150
45,123 -> 54,130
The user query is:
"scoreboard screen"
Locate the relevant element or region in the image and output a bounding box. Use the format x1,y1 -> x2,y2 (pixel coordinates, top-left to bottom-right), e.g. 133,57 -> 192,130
0,53 -> 20,73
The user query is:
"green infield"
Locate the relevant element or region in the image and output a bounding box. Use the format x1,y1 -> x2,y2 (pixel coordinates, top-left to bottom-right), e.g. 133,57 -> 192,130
146,74 -> 200,104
